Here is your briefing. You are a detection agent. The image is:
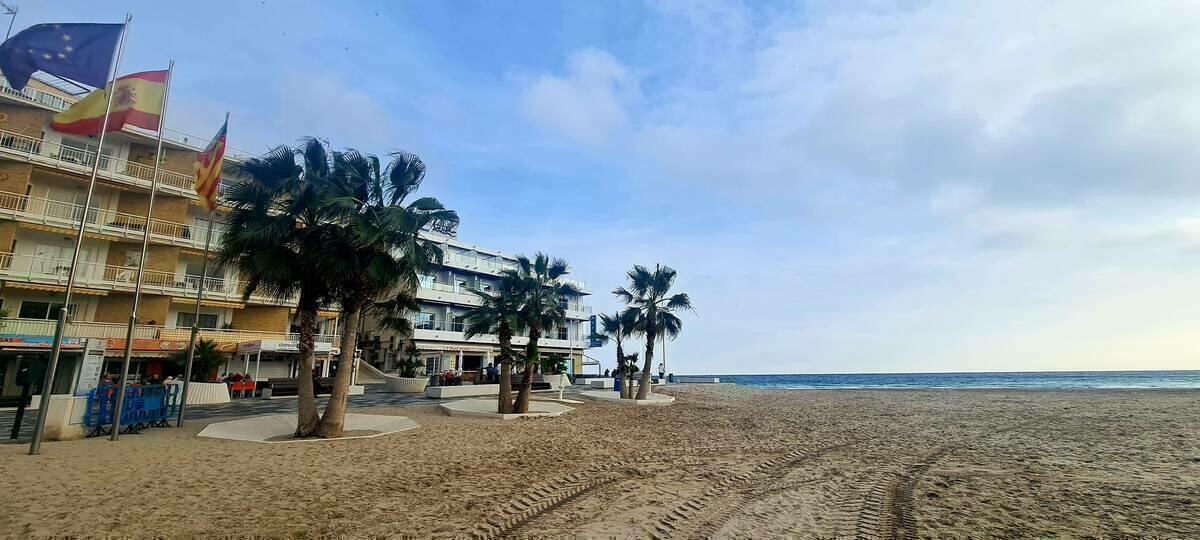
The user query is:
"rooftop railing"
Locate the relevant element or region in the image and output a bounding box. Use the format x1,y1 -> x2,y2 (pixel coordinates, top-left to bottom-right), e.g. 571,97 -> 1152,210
0,75 -> 251,160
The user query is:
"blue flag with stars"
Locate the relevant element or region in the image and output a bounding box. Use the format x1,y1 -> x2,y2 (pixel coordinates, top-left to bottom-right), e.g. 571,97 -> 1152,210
0,23 -> 122,91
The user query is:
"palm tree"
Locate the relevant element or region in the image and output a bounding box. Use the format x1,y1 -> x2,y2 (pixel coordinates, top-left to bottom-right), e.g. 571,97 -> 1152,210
169,339 -> 227,382
314,147 -> 457,437
219,139 -> 338,436
615,264 -> 693,399
590,308 -> 639,398
464,275 -> 526,413
504,253 -> 580,413
539,352 -> 569,375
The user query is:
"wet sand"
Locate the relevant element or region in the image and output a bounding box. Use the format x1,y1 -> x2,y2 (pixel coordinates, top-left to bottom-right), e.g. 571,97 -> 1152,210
1,385 -> 1197,538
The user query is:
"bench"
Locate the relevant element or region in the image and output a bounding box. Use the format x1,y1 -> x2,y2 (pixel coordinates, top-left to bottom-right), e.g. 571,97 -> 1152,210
262,377 -> 336,398
511,375 -> 552,391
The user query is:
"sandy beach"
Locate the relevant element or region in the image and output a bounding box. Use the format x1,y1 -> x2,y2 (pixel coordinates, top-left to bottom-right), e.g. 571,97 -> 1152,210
2,385 -> 1198,538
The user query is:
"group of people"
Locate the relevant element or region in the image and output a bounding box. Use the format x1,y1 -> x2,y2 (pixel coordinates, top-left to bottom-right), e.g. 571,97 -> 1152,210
217,372 -> 254,384
98,373 -> 178,387
602,362 -> 668,380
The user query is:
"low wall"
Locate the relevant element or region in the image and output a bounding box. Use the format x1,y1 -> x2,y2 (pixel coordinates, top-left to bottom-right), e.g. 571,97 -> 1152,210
425,384 -> 500,399
171,382 -> 231,405
385,376 -> 429,393
590,379 -> 615,389
41,395 -> 88,441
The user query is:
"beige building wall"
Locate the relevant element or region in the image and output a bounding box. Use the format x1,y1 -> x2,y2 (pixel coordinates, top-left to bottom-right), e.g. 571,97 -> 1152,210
94,293 -> 171,325
0,104 -> 49,137
231,306 -> 291,332
0,161 -> 32,195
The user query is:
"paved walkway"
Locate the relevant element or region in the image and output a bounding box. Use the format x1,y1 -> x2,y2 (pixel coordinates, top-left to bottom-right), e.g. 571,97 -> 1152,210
0,385 -> 590,443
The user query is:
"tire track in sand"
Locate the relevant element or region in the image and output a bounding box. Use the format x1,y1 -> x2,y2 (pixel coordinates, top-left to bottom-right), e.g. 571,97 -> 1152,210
647,440 -> 857,539
471,450 -> 720,539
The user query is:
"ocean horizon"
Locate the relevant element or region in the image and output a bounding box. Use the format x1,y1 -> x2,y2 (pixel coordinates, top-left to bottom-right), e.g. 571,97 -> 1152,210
683,370 -> 1200,389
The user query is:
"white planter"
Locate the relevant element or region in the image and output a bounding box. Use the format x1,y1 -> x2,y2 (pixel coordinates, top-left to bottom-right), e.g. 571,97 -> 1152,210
385,376 -> 429,393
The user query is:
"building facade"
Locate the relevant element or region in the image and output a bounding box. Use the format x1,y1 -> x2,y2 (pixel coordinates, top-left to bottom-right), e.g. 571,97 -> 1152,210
361,228 -> 594,377
0,75 -> 338,397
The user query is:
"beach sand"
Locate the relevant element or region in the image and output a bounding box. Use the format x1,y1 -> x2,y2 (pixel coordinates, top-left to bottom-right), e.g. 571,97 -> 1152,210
1,385 -> 1198,538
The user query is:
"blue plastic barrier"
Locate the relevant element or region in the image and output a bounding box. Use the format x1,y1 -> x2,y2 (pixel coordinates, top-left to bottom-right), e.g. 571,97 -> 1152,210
84,385 -> 116,437
84,384 -> 176,436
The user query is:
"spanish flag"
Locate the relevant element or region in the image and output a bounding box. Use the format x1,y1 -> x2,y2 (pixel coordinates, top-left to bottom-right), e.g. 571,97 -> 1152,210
193,117 -> 227,211
50,70 -> 167,135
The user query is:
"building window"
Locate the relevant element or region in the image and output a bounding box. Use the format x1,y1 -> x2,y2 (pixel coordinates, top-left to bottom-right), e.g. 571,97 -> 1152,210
59,137 -> 113,169
18,301 -> 76,320
557,326 -> 569,340
415,312 -> 435,330
176,312 -> 219,329
425,356 -> 441,374
418,274 -> 435,289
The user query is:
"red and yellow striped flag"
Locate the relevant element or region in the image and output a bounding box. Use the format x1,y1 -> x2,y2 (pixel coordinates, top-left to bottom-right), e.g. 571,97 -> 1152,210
193,118 -> 226,211
51,70 -> 168,135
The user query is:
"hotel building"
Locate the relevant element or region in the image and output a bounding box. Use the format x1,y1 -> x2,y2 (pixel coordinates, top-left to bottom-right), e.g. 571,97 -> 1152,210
0,75 -> 340,399
360,229 -> 596,378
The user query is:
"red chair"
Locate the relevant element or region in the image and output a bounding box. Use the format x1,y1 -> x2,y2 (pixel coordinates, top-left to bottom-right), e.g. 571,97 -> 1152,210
229,380 -> 244,398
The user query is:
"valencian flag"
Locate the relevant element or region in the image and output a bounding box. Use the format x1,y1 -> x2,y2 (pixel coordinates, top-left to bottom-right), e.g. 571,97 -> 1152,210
193,117 -> 227,211
50,70 -> 167,135
0,23 -> 122,91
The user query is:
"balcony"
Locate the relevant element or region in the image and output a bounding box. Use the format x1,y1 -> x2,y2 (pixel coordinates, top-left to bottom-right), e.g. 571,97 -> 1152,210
0,76 -> 251,160
0,251 -> 295,306
0,317 -> 339,344
0,128 -> 234,203
410,319 -> 589,349
415,280 -> 483,307
0,190 -> 225,250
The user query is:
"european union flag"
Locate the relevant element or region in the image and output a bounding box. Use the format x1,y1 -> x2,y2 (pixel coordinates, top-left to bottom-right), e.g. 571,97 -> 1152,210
0,23 -> 122,91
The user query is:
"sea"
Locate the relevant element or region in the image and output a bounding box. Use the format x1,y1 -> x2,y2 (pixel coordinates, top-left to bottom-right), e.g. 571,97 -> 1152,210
690,370 -> 1200,390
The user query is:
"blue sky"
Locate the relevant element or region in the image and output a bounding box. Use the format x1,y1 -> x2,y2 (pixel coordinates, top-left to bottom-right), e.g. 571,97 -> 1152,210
14,1 -> 1200,374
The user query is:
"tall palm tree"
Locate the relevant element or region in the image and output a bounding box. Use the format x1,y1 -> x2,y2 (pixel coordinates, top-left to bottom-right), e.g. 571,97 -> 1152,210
504,253 -> 579,413
464,275 -> 526,413
219,139 -> 338,437
314,148 -> 457,437
615,264 -> 693,399
590,308 -> 639,399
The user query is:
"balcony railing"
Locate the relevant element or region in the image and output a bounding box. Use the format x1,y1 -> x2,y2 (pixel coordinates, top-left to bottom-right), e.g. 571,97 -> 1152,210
435,253 -> 589,293
0,317 -> 339,344
0,251 -> 294,306
0,128 -> 235,203
0,75 -> 251,160
0,190 -> 226,250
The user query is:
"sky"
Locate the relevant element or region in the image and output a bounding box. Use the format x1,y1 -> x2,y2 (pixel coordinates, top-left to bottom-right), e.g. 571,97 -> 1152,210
12,0 -> 1200,374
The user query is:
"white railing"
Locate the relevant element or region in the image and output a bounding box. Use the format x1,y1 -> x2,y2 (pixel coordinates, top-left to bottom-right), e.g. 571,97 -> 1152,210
0,251 -> 294,306
0,75 -> 251,160
0,189 -> 225,250
0,317 -> 339,344
0,127 -> 239,205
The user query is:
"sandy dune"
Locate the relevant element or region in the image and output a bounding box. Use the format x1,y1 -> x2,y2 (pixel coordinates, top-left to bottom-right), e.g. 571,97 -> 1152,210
2,385 -> 1197,538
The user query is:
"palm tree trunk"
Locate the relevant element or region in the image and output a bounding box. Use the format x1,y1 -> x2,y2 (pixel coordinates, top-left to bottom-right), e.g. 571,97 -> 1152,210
293,295 -> 321,437
615,339 -> 627,399
637,326 -> 655,399
497,330 -> 514,414
513,329 -> 539,413
319,297 -> 362,438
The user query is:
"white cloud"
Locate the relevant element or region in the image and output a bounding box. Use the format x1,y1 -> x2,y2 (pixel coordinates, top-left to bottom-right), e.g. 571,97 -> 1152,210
520,48 -> 638,145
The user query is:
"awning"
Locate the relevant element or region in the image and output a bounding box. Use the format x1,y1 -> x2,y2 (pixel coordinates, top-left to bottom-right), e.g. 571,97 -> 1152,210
412,342 -> 496,354
3,281 -> 109,295
169,296 -> 243,309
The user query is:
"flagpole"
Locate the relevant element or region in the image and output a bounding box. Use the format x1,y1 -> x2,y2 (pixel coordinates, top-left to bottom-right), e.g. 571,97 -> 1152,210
176,209 -> 216,427
110,60 -> 173,441
177,111 -> 227,427
29,14 -> 131,456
